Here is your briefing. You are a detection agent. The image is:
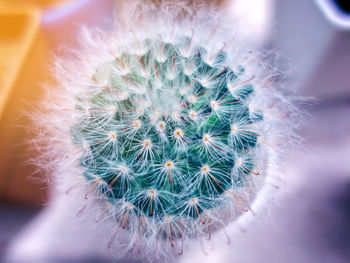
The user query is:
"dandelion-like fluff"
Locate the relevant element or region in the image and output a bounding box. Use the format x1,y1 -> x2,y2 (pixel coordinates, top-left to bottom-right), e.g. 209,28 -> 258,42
34,1 -> 300,261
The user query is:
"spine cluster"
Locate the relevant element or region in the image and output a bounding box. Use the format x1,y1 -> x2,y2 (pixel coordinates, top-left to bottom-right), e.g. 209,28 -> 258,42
37,5 -> 299,259
73,35 -> 264,250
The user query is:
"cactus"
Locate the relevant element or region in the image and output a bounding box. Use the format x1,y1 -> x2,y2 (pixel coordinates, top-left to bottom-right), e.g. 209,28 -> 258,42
78,35 -> 261,212
35,1 -> 300,261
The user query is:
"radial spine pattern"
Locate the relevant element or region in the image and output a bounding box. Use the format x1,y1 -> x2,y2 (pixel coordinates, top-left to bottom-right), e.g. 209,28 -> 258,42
37,3 -> 299,259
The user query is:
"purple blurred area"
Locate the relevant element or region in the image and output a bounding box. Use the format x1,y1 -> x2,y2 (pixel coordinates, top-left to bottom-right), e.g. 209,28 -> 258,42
1,0 -> 350,262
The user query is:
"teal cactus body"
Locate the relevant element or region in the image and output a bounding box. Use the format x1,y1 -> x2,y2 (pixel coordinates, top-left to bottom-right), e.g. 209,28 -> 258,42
74,36 -> 261,225
35,3 -> 299,259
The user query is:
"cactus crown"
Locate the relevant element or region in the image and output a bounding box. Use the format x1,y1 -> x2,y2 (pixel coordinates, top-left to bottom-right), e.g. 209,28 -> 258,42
36,4 -> 301,259
74,35 -> 261,223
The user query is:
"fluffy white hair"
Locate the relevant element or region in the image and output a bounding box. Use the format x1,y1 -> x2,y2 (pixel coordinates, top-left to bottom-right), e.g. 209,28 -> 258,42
28,0 -> 303,261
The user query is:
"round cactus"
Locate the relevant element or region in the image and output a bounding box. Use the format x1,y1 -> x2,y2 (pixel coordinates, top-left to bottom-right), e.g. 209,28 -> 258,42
34,1 -> 299,261
78,35 -> 261,214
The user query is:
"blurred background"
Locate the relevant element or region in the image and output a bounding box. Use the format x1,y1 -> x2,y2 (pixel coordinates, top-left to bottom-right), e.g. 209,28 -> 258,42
0,0 -> 349,262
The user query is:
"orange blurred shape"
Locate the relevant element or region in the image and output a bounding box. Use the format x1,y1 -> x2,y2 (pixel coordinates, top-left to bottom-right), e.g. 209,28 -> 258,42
2,0 -> 72,7
0,4 -> 40,118
0,1 -> 51,205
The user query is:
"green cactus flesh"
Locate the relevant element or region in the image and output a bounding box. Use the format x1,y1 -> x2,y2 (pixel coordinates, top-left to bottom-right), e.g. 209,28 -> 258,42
72,36 -> 262,221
